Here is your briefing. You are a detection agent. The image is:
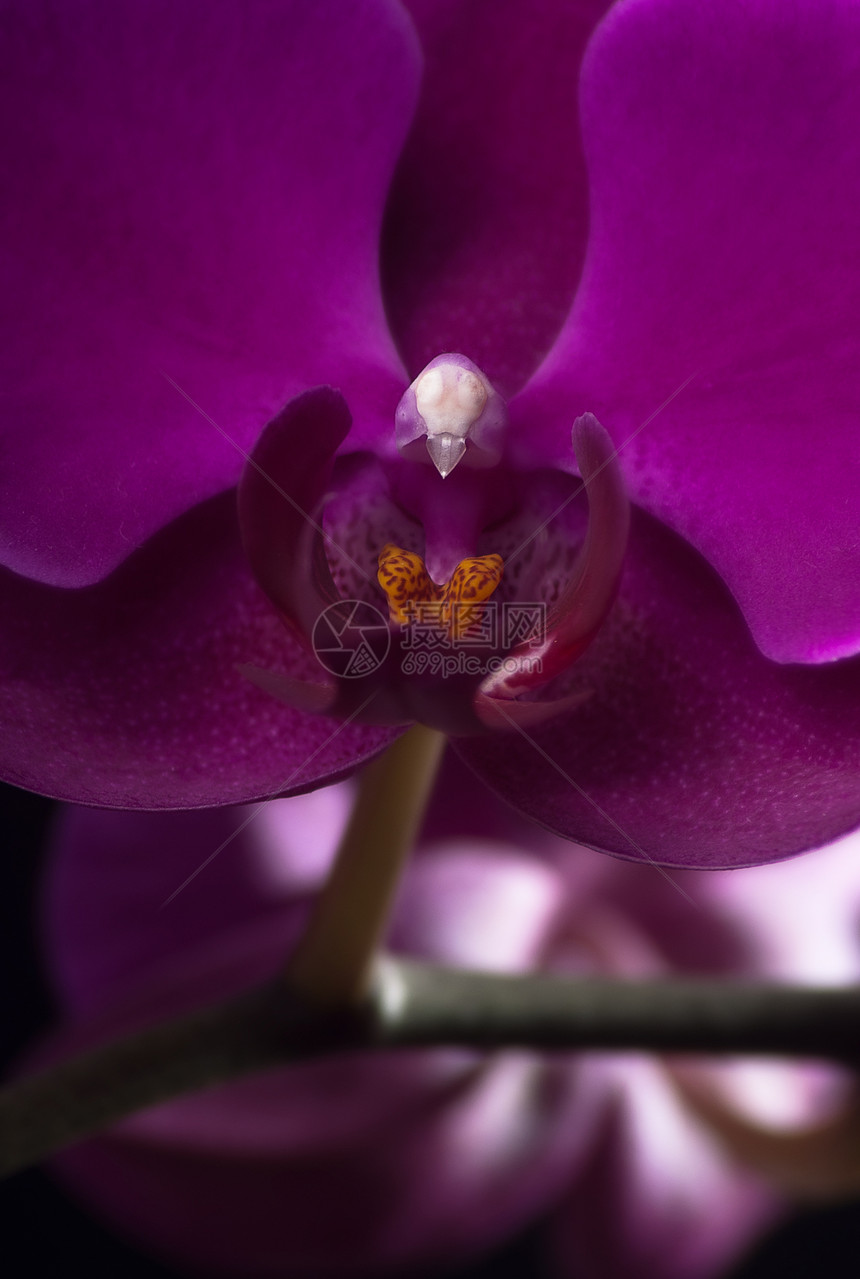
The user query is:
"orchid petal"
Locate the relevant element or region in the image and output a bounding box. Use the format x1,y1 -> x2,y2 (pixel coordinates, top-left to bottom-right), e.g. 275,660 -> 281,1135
50,1053 -> 596,1278
43,788 -> 352,1016
382,0 -> 614,394
238,666 -> 337,718
0,494 -> 396,807
691,829 -> 860,988
1,0 -> 417,587
456,511 -> 860,868
514,0 -> 860,663
389,843 -> 564,971
554,1059 -> 778,1279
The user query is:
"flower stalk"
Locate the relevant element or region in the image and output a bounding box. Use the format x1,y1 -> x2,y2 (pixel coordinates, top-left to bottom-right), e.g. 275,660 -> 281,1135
285,725 -> 446,1005
2,964 -> 859,1180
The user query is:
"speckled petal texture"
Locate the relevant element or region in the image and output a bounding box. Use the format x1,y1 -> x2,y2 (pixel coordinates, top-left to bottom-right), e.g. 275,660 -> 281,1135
0,493 -> 397,806
515,0 -> 860,664
455,511 -> 860,868
1,0 -> 416,586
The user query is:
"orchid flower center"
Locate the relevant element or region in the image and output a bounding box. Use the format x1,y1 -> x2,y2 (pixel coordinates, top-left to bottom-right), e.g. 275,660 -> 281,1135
237,354 -> 629,734
377,543 -> 503,641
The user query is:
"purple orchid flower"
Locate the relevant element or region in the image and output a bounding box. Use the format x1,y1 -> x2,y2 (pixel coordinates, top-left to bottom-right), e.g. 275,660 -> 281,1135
37,779 -> 860,1278
3,0 -> 860,868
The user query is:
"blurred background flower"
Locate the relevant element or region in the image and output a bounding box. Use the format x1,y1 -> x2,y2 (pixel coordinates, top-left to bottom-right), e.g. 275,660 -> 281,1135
2,764 -> 854,1279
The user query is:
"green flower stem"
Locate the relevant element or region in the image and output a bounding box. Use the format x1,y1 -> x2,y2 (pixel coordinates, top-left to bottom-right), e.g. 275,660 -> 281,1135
285,725 -> 446,1006
2,964 -> 859,1179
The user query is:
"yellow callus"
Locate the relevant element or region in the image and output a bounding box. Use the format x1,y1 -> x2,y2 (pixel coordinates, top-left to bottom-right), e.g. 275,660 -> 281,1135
377,544 -> 503,641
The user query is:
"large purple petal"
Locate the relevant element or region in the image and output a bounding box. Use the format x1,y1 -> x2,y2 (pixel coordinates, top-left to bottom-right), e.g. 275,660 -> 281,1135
0,493 -> 396,807
382,0 -> 613,395
514,0 -> 860,663
455,510 -> 860,868
1,0 -> 417,587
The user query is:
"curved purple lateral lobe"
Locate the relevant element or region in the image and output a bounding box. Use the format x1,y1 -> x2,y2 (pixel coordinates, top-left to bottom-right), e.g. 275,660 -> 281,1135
457,510 -> 860,869
514,0 -> 860,665
0,493 -> 397,808
238,388 -> 352,636
0,0 -> 417,588
481,412 -> 629,702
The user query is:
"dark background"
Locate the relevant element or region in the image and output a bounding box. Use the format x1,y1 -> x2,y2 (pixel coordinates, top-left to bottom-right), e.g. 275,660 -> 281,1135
2,780 -> 858,1279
